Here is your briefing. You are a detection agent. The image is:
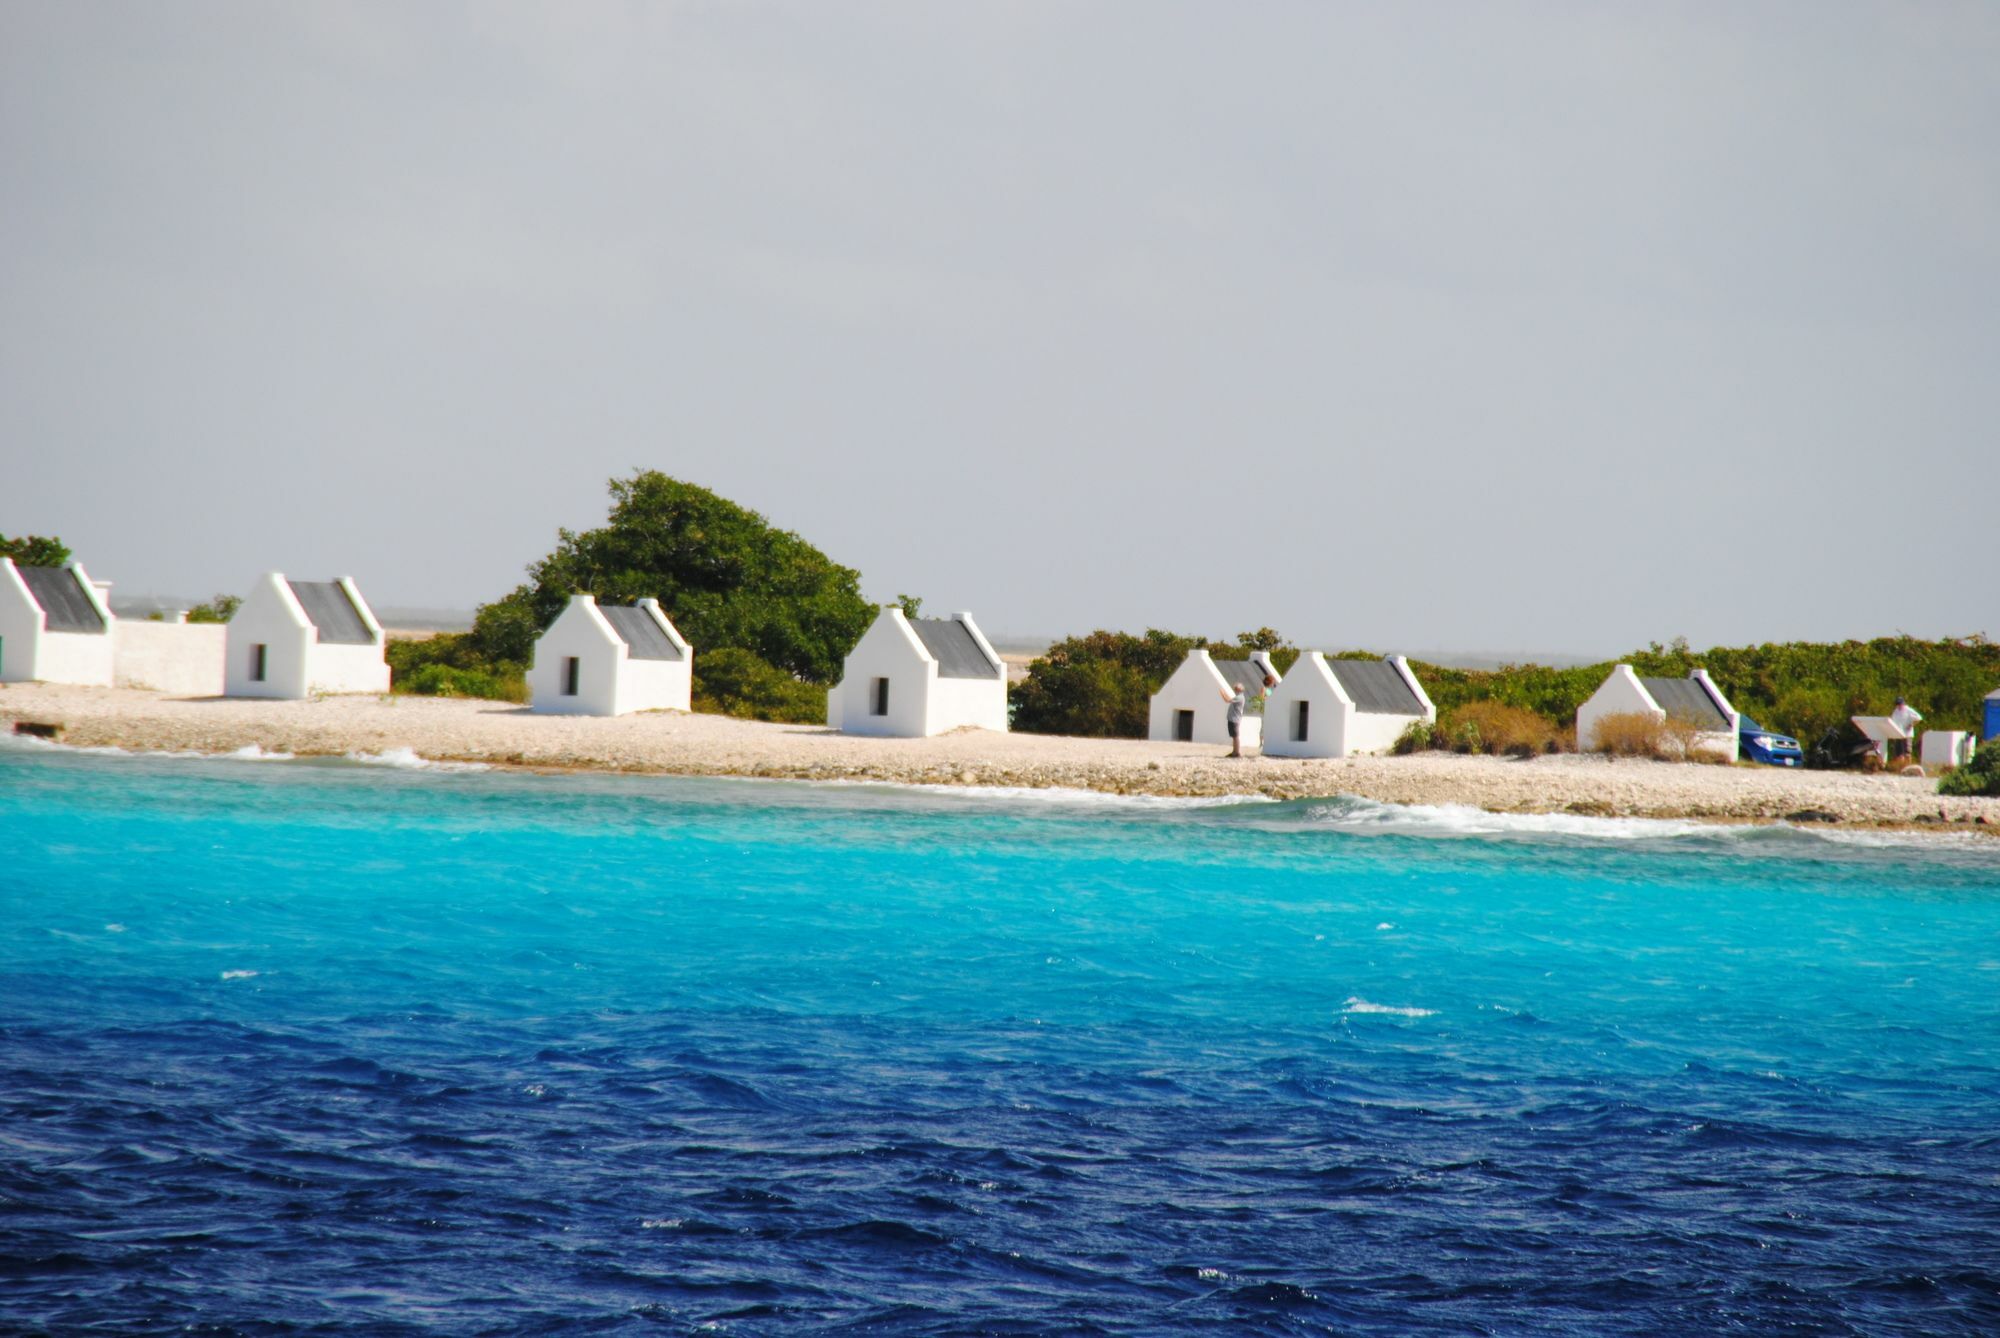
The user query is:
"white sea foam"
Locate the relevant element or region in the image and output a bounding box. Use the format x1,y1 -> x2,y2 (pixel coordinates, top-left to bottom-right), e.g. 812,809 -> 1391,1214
1343,996 -> 1437,1018
220,969 -> 259,981
890,781 -> 1274,811
343,747 -> 490,772
223,744 -> 294,761
1303,797 -> 1711,842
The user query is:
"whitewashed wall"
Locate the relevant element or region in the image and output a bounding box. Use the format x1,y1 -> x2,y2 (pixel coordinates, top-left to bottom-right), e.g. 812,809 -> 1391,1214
1577,665 -> 1738,760
929,672 -> 1008,734
226,574 -> 313,699
0,560 -> 115,686
529,595 -> 692,716
1264,653 -> 1433,759
829,607 -> 1006,737
0,563 -> 46,683
830,608 -> 936,736
1147,649 -> 1272,748
225,573 -> 389,699
113,621 -> 226,696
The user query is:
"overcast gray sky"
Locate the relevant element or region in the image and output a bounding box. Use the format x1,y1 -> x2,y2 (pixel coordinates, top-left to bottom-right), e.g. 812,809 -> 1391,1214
3,2 -> 1993,656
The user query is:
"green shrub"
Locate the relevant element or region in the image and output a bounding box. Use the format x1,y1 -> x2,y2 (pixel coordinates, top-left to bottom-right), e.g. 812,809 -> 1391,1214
1938,742 -> 2000,798
387,633 -> 526,702
185,594 -> 240,624
1392,720 -> 1440,754
692,647 -> 825,724
0,534 -> 71,566
398,662 -> 528,703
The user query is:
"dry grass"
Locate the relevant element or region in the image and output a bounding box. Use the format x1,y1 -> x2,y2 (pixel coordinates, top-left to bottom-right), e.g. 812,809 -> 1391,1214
1591,711 -> 1670,758
1445,702 -> 1563,757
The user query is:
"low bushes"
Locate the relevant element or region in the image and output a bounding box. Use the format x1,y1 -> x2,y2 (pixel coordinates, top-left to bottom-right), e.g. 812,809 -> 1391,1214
1447,701 -> 1564,756
398,661 -> 529,703
1938,743 -> 2000,798
1394,705 -> 1565,757
691,647 -> 825,724
1591,711 -> 1670,759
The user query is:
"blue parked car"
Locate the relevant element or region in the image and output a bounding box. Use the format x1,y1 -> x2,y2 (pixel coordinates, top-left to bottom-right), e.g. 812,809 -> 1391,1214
1739,715 -> 1804,767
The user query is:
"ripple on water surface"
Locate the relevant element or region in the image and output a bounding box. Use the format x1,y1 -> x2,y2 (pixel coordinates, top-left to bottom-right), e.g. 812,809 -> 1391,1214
2,745 -> 1998,1335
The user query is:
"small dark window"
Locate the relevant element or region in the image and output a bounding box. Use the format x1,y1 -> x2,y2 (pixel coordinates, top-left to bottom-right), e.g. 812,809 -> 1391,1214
871,677 -> 890,716
250,643 -> 267,682
563,657 -> 580,696
1175,709 -> 1194,742
1294,700 -> 1310,742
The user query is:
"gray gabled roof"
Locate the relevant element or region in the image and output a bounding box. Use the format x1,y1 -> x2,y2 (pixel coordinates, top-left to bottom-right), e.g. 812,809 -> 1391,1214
1213,658 -> 1274,694
286,580 -> 375,645
600,605 -> 683,661
1326,657 -> 1424,715
17,565 -> 106,635
1640,675 -> 1730,730
909,617 -> 997,679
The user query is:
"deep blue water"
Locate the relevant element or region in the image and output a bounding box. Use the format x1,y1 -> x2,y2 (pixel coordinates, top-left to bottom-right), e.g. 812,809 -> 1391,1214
3,742 -> 1998,1336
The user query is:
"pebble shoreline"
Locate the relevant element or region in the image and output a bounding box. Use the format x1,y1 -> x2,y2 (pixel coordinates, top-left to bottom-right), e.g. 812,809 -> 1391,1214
4,684 -> 1995,833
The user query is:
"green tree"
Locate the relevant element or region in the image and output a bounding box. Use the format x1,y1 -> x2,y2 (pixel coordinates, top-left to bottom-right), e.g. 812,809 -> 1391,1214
0,534 -> 71,566
1010,628 -> 1209,737
185,594 -> 240,624
468,472 -> 873,685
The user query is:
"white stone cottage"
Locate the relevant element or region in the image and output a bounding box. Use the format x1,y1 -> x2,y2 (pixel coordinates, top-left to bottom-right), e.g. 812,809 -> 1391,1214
1148,649 -> 1281,748
827,607 -> 1007,737
529,594 -> 692,716
1262,653 -> 1436,759
0,558 -> 115,686
225,573 -> 390,699
1576,665 -> 1740,761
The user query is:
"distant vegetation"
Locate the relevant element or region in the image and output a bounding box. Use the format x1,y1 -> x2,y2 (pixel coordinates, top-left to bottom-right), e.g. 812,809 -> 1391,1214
0,534 -> 71,567
1008,629 -> 1298,738
389,473 -> 872,723
1010,629 -> 2000,768
185,594 -> 240,624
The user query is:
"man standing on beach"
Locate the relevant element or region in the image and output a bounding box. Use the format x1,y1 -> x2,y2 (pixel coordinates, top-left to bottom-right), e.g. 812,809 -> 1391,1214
1222,682 -> 1248,758
1890,697 -> 1923,763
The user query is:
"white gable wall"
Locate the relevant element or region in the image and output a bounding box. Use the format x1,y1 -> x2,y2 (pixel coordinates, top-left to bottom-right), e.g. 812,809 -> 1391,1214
0,559 -> 115,686
226,573 -> 389,699
1147,649 -> 1273,749
1577,665 -> 1739,760
829,607 -> 1007,737
830,608 -> 933,736
529,595 -> 692,716
1263,653 -> 1433,759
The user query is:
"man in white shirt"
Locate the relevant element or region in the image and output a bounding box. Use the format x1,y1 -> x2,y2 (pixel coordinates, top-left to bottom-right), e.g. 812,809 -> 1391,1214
1889,697 -> 1923,762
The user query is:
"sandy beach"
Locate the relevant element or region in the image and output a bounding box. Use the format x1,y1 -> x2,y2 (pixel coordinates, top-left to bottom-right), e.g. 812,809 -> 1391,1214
4,683 -> 1994,832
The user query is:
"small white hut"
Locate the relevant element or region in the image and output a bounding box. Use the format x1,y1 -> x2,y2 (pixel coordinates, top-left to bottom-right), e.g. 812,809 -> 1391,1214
1262,653 -> 1435,759
1148,649 -> 1280,747
225,573 -> 390,699
0,557 -> 115,686
1576,665 -> 1739,761
529,594 -> 691,716
827,607 -> 1007,737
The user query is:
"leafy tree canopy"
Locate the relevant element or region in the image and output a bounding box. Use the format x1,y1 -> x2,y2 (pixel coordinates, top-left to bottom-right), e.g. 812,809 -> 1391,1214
468,472 -> 873,685
0,534 -> 72,567
1009,628 -> 1301,737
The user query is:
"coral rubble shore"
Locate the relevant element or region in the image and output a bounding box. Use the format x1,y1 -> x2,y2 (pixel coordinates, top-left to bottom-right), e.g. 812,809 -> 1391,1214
4,685 -> 1994,832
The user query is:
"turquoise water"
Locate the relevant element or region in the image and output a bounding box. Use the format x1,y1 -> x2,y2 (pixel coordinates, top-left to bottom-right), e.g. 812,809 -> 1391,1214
4,741 -> 1998,1334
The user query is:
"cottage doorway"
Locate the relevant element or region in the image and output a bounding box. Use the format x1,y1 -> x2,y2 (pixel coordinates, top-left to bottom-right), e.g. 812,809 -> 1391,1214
1174,709 -> 1194,742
